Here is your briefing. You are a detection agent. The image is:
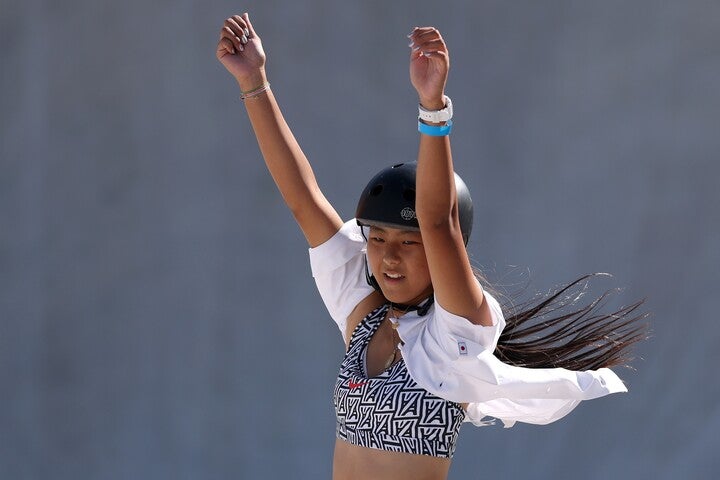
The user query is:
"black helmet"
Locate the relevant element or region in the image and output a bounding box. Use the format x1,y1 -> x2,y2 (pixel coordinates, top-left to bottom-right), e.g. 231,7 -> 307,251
355,162 -> 474,245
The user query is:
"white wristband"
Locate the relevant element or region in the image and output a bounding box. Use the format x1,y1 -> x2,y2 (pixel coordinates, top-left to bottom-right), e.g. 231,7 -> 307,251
418,95 -> 453,123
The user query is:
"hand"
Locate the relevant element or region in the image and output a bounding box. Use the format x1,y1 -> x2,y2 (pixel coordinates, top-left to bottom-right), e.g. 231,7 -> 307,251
216,13 -> 267,91
408,27 -> 449,110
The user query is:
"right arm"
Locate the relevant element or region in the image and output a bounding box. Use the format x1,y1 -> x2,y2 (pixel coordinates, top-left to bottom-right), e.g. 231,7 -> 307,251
216,13 -> 342,247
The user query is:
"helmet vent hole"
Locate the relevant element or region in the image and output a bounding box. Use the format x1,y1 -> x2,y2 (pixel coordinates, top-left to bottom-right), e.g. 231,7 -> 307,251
403,188 -> 416,202
370,185 -> 383,196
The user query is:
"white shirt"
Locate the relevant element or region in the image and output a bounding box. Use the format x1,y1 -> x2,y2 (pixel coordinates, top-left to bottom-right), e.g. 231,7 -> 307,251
309,220 -> 627,427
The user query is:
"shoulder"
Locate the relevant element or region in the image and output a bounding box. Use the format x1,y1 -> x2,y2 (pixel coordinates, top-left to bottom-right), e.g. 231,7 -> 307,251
307,218 -> 377,344
308,219 -> 365,277
400,291 -> 505,357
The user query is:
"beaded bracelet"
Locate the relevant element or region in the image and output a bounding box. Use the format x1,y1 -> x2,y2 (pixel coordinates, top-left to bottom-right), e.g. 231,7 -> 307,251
418,119 -> 453,136
240,82 -> 271,100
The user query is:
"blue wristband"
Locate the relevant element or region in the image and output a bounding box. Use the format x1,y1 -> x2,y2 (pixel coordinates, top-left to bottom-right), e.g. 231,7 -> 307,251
418,119 -> 453,136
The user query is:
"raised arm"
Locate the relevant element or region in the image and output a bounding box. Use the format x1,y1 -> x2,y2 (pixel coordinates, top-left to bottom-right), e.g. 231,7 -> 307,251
408,27 -> 493,326
216,13 -> 342,247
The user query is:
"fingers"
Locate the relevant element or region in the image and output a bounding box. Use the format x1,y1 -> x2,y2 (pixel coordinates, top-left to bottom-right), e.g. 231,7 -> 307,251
220,26 -> 244,53
219,13 -> 254,53
231,15 -> 251,41
217,36 -> 237,56
407,27 -> 447,58
242,12 -> 258,39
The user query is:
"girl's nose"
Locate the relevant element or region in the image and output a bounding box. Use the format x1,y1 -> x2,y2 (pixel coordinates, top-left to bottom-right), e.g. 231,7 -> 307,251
383,246 -> 401,266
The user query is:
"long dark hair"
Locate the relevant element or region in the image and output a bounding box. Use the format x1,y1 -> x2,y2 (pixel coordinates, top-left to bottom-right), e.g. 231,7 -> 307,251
480,272 -> 649,371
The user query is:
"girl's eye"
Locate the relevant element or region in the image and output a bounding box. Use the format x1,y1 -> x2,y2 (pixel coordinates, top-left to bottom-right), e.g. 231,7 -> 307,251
371,237 -> 384,243
403,240 -> 419,245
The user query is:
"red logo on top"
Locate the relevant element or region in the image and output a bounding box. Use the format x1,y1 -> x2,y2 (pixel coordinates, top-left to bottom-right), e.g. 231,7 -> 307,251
348,380 -> 368,390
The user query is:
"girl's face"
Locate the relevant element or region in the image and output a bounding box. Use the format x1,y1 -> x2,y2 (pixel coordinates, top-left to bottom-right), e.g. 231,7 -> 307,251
365,225 -> 433,305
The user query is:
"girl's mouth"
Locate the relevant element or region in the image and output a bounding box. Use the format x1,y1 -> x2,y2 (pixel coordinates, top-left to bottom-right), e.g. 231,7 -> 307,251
384,272 -> 405,281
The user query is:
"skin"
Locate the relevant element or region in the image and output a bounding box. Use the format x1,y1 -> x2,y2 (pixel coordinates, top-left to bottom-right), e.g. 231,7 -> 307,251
366,226 -> 433,307
217,14 -> 493,480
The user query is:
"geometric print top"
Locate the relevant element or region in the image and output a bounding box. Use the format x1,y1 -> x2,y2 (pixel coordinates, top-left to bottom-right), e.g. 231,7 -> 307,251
333,305 -> 466,458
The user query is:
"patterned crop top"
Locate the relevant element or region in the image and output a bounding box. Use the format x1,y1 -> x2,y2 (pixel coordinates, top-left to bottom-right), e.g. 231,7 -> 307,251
333,304 -> 466,458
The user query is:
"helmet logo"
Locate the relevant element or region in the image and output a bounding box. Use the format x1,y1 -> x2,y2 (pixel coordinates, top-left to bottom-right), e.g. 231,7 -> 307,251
400,207 -> 416,221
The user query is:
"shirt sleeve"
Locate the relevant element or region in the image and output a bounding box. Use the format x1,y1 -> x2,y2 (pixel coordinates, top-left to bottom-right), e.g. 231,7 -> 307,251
308,219 -> 375,342
398,289 -> 628,427
465,398 -> 583,428
431,288 -> 506,355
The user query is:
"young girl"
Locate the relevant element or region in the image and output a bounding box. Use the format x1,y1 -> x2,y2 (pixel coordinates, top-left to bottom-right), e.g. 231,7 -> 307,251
216,13 -> 645,480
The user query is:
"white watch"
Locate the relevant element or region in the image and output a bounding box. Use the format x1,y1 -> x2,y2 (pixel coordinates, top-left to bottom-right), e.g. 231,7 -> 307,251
418,95 -> 453,123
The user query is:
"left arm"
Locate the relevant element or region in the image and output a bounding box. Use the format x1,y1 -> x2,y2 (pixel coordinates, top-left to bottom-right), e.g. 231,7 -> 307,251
409,27 -> 493,326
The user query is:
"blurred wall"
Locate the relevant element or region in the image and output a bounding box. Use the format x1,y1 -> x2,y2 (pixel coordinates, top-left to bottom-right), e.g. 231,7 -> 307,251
2,0 -> 719,478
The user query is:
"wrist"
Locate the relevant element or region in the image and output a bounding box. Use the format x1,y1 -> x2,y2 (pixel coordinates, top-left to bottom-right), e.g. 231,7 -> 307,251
418,96 -> 445,111
418,89 -> 445,110
417,94 -> 453,135
418,95 -> 453,124
235,70 -> 268,93
418,119 -> 452,136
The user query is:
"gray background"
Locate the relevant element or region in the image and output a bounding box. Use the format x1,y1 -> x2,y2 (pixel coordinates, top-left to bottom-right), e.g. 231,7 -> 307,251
2,0 -> 718,478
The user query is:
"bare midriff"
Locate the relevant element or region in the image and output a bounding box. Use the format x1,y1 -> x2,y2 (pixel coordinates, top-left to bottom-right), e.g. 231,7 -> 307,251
333,438 -> 452,480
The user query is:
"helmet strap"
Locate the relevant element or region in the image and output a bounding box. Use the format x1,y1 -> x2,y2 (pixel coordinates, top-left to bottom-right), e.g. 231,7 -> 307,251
363,255 -> 382,292
390,297 -> 434,317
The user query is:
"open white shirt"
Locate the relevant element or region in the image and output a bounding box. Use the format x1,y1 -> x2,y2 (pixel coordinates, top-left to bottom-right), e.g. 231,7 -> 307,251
309,220 -> 627,427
